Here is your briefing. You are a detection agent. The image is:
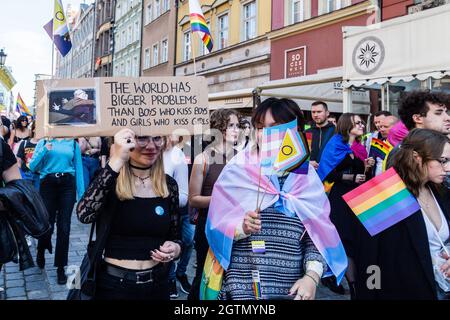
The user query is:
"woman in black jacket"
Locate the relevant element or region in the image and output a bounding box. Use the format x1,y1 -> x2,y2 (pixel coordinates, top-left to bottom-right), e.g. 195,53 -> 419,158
356,129 -> 450,300
76,129 -> 182,300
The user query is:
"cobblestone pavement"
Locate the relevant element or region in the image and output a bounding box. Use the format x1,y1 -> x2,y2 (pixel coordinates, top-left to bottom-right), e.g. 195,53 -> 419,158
1,213 -> 349,301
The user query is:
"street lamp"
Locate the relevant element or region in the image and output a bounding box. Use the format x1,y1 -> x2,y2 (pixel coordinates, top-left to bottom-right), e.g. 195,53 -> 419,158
0,49 -> 6,66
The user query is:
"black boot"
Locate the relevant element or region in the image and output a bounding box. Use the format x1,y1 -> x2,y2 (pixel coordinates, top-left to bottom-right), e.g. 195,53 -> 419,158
36,248 -> 45,269
57,267 -> 67,285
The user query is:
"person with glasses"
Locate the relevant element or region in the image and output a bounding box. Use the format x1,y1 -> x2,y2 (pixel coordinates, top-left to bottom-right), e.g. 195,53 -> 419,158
317,113 -> 375,299
76,129 -> 182,300
356,129 -> 450,300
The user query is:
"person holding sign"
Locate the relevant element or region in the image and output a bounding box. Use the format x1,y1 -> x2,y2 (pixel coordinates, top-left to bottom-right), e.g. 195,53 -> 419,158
75,129 -> 182,300
203,98 -> 347,300
355,129 -> 450,300
29,137 -> 85,285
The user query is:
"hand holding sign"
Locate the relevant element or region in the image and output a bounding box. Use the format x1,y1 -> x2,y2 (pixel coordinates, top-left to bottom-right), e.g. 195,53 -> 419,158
108,128 -> 136,173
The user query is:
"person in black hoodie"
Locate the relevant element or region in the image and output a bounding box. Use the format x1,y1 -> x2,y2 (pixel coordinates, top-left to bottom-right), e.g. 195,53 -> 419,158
305,101 -> 336,170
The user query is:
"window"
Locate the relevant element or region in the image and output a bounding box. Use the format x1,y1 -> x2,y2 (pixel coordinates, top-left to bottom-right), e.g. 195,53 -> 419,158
243,1 -> 256,41
121,62 -> 125,76
121,30 -> 126,49
218,14 -> 228,50
146,3 -> 153,24
162,0 -> 170,12
144,48 -> 150,68
320,0 -> 345,14
152,43 -> 159,66
126,59 -> 131,76
292,0 -> 304,23
133,56 -> 138,76
161,39 -> 168,63
134,21 -> 140,42
154,0 -> 160,19
183,31 -> 191,61
128,25 -> 133,44
199,21 -> 211,55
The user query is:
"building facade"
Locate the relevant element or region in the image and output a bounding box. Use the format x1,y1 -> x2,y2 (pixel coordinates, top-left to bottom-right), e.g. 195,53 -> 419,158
174,0 -> 272,112
113,0 -> 142,77
72,4 -> 96,78
141,0 -> 176,76
0,66 -> 16,117
94,0 -> 116,77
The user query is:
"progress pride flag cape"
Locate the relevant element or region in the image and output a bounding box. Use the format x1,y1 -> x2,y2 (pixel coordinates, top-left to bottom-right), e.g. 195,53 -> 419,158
205,146 -> 348,283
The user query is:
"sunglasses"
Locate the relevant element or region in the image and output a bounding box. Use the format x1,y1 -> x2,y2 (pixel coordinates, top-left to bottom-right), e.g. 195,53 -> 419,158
135,136 -> 163,148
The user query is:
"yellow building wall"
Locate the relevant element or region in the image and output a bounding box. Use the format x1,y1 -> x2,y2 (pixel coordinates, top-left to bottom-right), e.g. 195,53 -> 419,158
176,0 -> 271,64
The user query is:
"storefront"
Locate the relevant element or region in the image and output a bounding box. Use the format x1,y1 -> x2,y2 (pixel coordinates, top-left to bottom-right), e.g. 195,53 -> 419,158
342,4 -> 450,115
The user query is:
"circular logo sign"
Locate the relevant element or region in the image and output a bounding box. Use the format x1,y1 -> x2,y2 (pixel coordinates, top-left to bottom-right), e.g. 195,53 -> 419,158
352,36 -> 385,76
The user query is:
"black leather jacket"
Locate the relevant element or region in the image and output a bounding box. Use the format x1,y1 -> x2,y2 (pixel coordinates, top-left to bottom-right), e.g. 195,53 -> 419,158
0,179 -> 50,270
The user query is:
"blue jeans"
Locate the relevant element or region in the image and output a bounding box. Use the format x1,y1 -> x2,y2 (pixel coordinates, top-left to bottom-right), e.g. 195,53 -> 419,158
169,207 -> 195,280
82,156 -> 100,188
20,169 -> 40,190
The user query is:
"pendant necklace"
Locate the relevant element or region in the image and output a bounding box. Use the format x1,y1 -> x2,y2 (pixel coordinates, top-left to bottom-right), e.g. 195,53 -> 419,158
132,172 -> 151,185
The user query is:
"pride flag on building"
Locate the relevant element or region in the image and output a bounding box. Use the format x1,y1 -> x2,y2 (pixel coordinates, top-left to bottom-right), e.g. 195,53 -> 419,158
189,0 -> 213,52
16,93 -> 31,116
43,0 -> 72,57
342,167 -> 420,236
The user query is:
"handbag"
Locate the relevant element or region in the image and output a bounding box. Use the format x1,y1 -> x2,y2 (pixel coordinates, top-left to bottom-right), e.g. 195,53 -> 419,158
66,222 -> 98,300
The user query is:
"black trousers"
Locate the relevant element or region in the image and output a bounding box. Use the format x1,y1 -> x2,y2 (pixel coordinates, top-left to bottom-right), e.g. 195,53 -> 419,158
37,174 -> 76,267
95,263 -> 170,300
188,214 -> 209,300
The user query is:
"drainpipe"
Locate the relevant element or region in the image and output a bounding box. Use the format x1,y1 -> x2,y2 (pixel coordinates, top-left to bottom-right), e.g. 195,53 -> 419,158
173,0 -> 179,76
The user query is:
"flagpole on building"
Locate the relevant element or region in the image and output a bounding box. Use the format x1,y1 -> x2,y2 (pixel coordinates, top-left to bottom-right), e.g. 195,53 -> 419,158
191,31 -> 197,76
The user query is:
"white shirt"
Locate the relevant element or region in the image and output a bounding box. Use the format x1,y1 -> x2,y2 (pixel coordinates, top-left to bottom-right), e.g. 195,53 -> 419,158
163,146 -> 188,207
421,191 -> 450,292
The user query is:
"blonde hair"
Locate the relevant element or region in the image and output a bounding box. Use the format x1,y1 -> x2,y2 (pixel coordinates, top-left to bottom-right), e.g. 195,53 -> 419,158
115,153 -> 169,200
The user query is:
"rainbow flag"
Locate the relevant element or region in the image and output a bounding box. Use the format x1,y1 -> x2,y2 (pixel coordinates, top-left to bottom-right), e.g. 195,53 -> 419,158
342,167 -> 420,236
189,0 -> 213,52
16,93 -> 31,116
305,131 -> 313,151
200,248 -> 224,300
369,138 -> 392,160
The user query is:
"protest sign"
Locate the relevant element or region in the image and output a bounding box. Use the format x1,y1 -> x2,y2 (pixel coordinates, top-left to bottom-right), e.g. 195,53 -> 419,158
35,76 -> 210,138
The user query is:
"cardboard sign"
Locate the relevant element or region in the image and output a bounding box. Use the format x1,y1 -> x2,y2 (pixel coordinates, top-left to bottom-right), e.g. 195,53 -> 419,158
35,76 -> 210,138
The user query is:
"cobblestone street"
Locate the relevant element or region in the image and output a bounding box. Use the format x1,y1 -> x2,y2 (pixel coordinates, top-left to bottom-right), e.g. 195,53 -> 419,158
1,213 -> 349,301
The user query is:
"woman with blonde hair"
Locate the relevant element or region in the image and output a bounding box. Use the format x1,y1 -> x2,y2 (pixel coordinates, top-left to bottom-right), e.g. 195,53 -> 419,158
75,129 -> 182,300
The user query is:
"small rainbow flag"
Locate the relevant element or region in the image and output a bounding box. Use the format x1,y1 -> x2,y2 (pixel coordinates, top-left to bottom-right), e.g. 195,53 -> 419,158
369,138 -> 392,160
16,93 -> 32,116
305,131 -> 313,151
342,167 -> 420,236
252,270 -> 262,300
189,0 -> 213,52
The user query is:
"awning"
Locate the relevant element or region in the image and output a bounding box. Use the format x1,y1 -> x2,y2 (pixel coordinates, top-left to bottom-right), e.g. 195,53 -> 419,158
343,4 -> 450,88
208,88 -> 254,110
256,68 -> 371,114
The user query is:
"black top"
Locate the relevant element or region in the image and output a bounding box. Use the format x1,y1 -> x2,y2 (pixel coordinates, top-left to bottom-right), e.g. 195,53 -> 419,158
0,139 -> 18,185
1,116 -> 11,142
77,165 -> 183,260
16,139 -> 37,172
105,197 -> 172,260
305,122 -> 336,162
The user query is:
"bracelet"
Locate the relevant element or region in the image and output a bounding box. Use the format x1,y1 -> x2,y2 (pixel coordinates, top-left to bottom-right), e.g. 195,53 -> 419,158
304,273 -> 319,287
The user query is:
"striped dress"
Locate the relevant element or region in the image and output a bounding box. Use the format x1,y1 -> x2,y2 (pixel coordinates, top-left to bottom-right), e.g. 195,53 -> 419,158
218,175 -> 327,300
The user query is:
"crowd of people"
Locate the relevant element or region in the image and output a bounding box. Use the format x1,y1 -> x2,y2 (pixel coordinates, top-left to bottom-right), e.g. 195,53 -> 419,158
0,89 -> 449,301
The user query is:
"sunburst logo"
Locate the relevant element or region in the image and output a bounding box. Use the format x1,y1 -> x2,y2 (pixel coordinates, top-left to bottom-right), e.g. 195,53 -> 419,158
352,36 -> 385,75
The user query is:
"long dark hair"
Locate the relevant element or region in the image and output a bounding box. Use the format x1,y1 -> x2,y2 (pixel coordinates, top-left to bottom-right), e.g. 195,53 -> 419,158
252,98 -> 305,132
336,113 -> 360,143
16,115 -> 29,131
392,128 -> 450,197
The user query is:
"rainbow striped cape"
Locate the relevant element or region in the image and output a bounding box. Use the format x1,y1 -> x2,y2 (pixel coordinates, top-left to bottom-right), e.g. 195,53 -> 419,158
201,147 -> 348,299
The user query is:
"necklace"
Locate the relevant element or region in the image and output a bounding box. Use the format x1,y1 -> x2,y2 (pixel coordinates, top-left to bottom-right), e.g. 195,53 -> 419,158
132,172 -> 151,185
129,163 -> 152,170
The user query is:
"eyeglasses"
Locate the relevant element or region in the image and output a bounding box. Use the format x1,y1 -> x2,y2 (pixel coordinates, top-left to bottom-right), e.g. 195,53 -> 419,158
354,121 -> 365,127
434,157 -> 450,167
135,136 -> 163,148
